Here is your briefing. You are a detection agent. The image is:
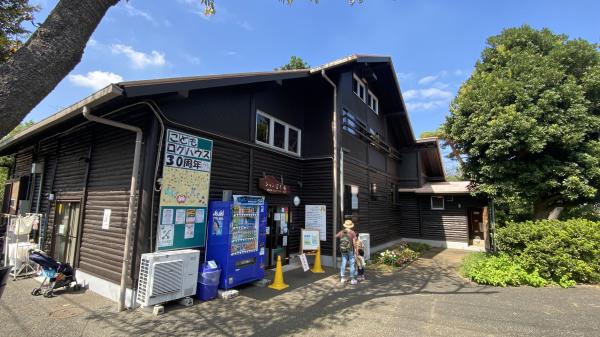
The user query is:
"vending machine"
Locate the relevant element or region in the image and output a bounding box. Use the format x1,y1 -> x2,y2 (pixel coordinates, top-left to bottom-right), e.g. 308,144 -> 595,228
206,195 -> 267,289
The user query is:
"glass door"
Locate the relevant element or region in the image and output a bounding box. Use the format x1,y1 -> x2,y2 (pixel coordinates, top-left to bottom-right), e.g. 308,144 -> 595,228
53,201 -> 81,265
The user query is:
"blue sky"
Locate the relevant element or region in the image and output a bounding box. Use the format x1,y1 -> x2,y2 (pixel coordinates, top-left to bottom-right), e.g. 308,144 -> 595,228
25,0 -> 600,170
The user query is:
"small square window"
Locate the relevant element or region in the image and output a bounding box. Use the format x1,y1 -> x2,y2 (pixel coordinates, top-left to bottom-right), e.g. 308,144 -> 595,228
431,196 -> 445,210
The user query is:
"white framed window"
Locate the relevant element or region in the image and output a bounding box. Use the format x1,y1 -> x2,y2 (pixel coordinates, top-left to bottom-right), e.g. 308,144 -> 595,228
352,74 -> 366,102
367,90 -> 378,114
431,196 -> 445,210
255,110 -> 301,156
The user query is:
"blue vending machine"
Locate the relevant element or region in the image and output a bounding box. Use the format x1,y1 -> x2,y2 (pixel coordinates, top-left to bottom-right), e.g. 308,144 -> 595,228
206,195 -> 267,289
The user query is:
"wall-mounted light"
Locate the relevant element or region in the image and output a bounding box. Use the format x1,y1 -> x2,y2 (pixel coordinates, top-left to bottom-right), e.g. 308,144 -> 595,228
370,183 -> 377,200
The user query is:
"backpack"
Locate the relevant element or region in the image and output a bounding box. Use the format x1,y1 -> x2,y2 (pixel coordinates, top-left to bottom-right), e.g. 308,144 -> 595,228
339,231 -> 353,253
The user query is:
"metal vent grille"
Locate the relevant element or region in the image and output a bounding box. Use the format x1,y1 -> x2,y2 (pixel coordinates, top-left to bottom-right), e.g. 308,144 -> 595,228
136,257 -> 150,303
151,260 -> 184,297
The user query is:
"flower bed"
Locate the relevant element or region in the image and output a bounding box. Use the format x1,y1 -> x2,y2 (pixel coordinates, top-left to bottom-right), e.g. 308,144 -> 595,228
368,241 -> 428,272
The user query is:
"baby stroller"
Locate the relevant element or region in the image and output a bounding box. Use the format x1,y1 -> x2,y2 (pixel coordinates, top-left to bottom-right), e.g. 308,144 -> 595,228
28,250 -> 80,297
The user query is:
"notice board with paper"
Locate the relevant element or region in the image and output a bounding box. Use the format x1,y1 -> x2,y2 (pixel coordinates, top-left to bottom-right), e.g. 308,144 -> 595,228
305,205 -> 326,241
157,129 -> 213,251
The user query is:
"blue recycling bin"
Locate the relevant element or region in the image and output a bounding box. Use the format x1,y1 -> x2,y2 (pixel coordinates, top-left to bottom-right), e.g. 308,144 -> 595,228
197,262 -> 221,301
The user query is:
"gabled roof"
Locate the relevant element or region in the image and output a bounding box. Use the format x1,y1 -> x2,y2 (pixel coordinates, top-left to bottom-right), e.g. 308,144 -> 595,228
417,137 -> 446,180
0,54 -> 416,155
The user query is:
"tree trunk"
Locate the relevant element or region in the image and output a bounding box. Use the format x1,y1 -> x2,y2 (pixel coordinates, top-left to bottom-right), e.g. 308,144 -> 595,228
0,0 -> 119,138
533,196 -> 563,220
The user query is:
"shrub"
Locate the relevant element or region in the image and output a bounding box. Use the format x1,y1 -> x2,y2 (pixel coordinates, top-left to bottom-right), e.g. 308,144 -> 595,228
461,252 -> 548,287
497,218 -> 600,285
377,242 -> 420,268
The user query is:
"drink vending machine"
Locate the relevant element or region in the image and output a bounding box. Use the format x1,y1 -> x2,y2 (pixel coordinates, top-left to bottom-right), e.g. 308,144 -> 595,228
206,195 -> 267,289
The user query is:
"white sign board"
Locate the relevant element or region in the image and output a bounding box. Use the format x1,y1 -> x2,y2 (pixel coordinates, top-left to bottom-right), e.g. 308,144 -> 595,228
305,205 -> 326,241
299,254 -> 309,272
102,209 -> 111,230
301,229 -> 320,251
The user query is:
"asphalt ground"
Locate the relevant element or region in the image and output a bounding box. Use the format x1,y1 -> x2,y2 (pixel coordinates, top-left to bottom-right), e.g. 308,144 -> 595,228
1,248 -> 598,337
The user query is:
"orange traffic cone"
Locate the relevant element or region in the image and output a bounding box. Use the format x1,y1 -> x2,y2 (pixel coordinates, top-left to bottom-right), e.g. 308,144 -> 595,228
311,247 -> 325,273
268,255 -> 289,290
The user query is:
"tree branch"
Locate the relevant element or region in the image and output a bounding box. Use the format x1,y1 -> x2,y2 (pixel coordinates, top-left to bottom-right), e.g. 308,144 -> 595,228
0,0 -> 119,138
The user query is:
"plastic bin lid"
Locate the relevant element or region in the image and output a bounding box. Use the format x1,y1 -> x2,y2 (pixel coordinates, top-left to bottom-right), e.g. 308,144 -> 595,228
199,260 -> 220,272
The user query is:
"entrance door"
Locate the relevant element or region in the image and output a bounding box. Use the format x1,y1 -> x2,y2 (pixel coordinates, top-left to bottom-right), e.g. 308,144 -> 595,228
468,208 -> 484,242
53,202 -> 81,265
266,205 -> 289,269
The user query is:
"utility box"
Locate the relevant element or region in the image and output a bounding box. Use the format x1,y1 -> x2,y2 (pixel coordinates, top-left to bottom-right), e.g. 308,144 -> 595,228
136,249 -> 200,307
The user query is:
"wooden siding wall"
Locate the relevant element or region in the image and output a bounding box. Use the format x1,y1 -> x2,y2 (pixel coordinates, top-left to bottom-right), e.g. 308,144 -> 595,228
419,195 -> 468,242
301,159 -> 333,255
79,126 -> 135,282
343,157 -> 404,247
201,136 -> 334,256
8,111 -> 150,284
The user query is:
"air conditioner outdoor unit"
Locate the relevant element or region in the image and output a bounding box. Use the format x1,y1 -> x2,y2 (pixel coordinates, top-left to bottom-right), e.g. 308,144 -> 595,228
136,249 -> 200,307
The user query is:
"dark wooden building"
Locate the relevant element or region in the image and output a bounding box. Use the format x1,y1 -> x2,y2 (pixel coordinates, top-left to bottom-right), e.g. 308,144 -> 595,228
0,55 -> 487,306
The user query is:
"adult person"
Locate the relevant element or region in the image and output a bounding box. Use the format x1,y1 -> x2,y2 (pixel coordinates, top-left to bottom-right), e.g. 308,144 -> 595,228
336,220 -> 357,285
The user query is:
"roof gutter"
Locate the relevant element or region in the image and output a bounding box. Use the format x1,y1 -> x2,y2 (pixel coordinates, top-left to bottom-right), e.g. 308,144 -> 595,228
0,84 -> 123,155
321,69 -> 339,271
82,106 -> 142,312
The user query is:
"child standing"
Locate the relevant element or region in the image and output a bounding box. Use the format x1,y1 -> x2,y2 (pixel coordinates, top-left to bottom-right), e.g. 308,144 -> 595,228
354,237 -> 366,281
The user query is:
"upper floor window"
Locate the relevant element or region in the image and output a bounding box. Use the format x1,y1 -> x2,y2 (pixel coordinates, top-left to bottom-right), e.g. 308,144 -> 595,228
367,90 -> 379,114
255,110 -> 301,156
352,74 -> 366,102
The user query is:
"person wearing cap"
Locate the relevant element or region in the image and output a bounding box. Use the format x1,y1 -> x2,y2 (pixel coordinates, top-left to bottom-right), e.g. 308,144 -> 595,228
336,220 -> 358,284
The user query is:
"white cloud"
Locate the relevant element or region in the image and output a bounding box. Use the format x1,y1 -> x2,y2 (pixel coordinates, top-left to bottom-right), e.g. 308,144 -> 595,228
418,75 -> 438,85
403,87 -> 452,100
406,100 -> 449,111
86,38 -> 98,48
396,72 -> 413,81
68,71 -> 123,90
111,44 -> 166,69
454,69 -> 464,76
225,51 -> 237,56
122,3 -> 156,24
419,88 -> 452,99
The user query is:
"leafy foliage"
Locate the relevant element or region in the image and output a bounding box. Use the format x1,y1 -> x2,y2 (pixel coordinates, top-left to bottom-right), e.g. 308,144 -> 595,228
496,218 -> 600,285
461,252 -> 548,287
0,0 -> 38,62
443,25 -> 600,220
276,56 -> 310,70
0,120 -> 34,205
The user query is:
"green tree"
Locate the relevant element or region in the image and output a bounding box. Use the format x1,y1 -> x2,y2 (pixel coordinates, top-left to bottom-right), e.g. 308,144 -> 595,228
0,0 -> 363,139
0,0 -> 38,62
276,56 -> 310,70
443,25 -> 600,220
0,120 -> 34,206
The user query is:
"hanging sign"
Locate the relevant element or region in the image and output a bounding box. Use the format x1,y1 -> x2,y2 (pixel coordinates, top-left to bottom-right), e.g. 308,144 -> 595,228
299,254 -> 310,272
157,129 -> 213,251
305,205 -> 327,241
258,175 -> 290,195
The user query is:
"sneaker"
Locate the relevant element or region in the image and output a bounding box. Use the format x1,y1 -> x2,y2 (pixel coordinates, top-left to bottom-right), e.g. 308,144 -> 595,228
350,279 -> 358,285
340,278 -> 346,284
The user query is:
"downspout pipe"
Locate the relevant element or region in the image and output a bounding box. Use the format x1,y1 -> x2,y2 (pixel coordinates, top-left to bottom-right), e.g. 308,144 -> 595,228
321,70 -> 339,271
82,106 -> 142,312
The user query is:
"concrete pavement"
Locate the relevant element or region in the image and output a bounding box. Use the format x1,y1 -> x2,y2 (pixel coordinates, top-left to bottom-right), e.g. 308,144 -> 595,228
1,248 -> 598,337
